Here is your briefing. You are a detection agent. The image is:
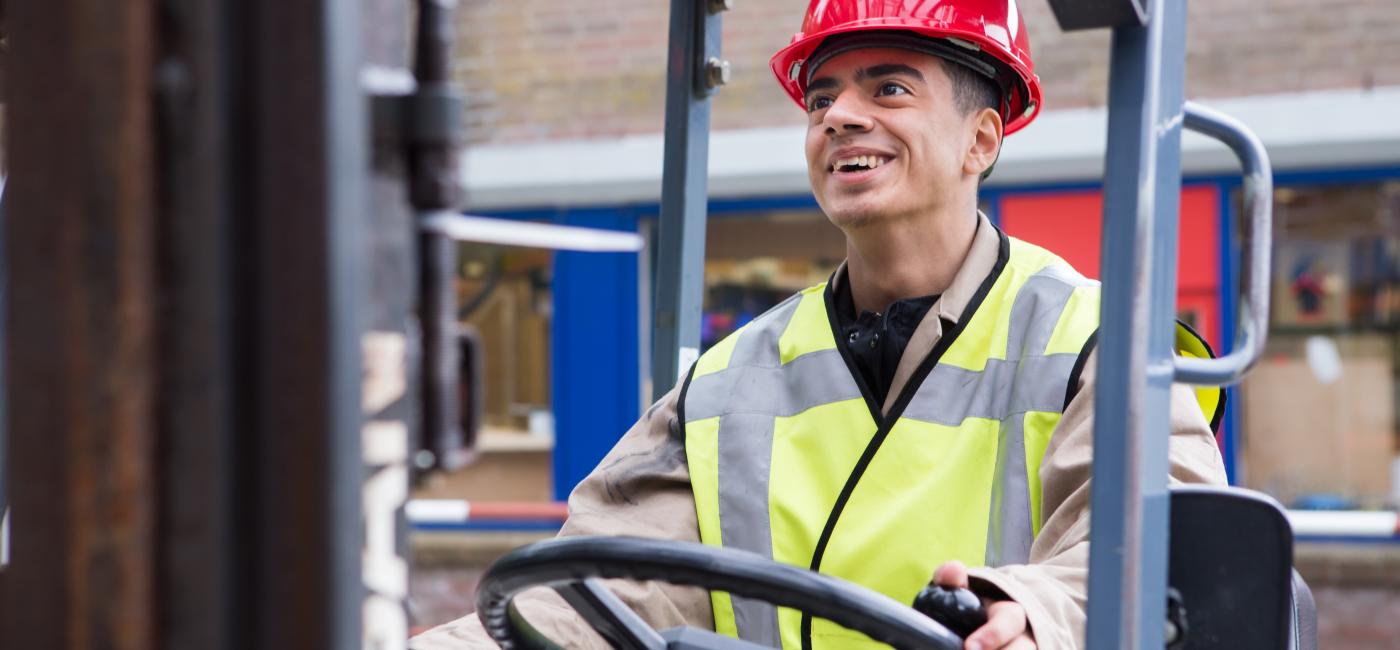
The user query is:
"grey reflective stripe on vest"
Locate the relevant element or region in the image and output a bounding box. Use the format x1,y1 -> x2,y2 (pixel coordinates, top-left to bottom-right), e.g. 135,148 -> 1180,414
717,412 -> 781,644
900,354 -> 1077,425
1008,267 -> 1088,356
986,413 -> 1034,565
698,295 -> 804,646
986,266 -> 1090,566
687,348 -> 859,421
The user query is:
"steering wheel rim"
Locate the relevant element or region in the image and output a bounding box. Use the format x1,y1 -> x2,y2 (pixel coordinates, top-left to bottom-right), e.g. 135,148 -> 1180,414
476,536 -> 964,650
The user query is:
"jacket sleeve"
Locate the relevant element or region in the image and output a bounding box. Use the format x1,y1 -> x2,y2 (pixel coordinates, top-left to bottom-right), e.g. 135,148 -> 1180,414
964,349 -> 1229,649
409,386 -> 713,650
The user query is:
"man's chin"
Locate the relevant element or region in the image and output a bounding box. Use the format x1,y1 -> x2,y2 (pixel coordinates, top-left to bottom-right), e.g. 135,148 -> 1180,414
818,184 -> 900,226
825,205 -> 889,231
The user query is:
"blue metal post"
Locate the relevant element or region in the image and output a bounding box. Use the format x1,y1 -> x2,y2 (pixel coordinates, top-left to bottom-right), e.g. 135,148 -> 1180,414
651,0 -> 727,400
1085,0 -> 1188,647
1216,181 -> 1241,484
552,210 -> 643,500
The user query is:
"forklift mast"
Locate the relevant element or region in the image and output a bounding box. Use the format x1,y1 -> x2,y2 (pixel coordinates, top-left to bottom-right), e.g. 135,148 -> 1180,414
1039,2 -> 1273,647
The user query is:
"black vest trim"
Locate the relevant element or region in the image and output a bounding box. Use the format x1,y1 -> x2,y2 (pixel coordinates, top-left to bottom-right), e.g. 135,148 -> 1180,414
1064,329 -> 1099,411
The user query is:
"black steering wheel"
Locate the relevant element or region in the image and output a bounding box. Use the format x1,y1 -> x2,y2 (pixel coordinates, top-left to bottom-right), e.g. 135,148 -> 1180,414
475,536 -> 965,650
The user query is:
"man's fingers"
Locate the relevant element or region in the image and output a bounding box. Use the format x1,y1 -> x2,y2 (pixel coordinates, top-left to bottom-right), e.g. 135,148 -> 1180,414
965,600 -> 1028,650
933,560 -> 969,588
999,635 -> 1036,650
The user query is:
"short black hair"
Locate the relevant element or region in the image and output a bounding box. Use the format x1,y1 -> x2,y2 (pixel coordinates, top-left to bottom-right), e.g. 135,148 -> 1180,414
941,58 -> 1001,118
939,60 -> 1004,182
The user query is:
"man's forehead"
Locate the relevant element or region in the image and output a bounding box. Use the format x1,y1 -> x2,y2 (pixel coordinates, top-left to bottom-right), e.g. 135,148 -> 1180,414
806,47 -> 941,84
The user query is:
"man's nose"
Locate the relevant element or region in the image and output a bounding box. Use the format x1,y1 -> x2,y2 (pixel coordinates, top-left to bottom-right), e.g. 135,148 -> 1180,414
822,92 -> 874,135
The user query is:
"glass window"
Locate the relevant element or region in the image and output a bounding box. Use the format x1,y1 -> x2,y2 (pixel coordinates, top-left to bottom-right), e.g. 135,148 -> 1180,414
1240,179 -> 1400,509
458,243 -> 553,434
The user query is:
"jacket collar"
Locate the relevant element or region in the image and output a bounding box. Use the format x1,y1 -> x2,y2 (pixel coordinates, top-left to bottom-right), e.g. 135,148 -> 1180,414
828,212 -> 1007,415
829,211 -> 1002,328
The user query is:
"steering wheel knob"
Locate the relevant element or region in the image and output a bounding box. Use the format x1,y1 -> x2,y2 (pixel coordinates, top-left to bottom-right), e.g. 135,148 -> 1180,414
912,585 -> 988,639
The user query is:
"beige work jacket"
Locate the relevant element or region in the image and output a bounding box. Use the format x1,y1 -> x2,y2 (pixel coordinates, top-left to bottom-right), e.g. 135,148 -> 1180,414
411,215 -> 1229,649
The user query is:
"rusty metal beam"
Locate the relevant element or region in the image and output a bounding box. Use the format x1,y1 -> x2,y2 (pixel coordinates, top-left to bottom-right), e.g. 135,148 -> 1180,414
1,1 -> 159,648
2,0 -> 371,648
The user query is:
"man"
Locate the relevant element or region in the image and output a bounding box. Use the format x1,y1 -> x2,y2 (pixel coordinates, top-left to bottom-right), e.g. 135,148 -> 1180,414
413,1 -> 1227,648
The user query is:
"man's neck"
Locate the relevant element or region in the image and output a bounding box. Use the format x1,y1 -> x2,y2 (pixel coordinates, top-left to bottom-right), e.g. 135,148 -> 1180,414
843,207 -> 979,316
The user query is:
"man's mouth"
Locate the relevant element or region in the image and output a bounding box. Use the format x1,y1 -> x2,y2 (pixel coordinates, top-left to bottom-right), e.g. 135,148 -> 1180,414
829,154 -> 892,174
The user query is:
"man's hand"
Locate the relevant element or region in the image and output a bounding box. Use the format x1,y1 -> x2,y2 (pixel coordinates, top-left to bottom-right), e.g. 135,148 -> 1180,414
933,561 -> 1036,650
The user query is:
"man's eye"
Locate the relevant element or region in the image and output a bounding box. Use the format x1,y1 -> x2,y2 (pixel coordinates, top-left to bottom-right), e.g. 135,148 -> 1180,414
807,96 -> 833,112
877,82 -> 908,97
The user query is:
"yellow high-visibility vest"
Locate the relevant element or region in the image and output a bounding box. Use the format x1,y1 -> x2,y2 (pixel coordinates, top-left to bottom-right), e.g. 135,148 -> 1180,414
681,231 -> 1222,649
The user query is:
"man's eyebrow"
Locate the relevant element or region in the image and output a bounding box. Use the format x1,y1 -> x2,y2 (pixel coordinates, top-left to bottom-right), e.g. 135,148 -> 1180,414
804,76 -> 840,97
804,63 -> 924,99
857,63 -> 925,83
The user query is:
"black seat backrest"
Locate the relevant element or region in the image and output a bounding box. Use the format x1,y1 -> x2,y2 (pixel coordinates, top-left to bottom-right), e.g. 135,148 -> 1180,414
1168,486 -> 1316,650
1290,568 -> 1318,650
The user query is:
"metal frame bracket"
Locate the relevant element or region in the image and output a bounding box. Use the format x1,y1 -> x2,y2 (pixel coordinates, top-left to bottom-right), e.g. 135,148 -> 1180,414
370,88 -> 464,152
1047,0 -> 1147,31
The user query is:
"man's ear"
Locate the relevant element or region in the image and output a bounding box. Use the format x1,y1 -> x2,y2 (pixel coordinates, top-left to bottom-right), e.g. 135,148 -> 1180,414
964,107 -> 1004,178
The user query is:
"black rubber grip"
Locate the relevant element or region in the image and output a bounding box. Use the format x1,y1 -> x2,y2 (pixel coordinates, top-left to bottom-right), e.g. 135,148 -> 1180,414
911,585 -> 989,639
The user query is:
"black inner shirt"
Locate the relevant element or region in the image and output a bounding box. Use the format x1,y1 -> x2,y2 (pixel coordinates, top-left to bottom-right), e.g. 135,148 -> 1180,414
834,279 -> 940,407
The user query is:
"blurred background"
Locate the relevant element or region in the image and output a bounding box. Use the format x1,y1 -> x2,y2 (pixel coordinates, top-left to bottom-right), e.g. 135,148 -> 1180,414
0,0 -> 1397,648
413,1 -> 1400,646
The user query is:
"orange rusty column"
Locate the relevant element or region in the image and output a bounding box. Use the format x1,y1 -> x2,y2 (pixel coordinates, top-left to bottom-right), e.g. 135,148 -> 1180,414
0,0 -> 159,648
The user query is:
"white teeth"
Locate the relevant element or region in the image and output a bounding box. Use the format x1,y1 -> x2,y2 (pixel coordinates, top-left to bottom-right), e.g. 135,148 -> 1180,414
831,155 -> 890,172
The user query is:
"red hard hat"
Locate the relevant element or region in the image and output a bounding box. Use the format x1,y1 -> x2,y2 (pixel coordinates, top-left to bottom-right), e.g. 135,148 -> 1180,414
770,0 -> 1043,135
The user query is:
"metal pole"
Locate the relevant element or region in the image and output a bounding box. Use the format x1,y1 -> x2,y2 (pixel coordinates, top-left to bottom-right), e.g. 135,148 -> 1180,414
0,180 -> 6,570
0,2 -> 161,646
651,0 -> 727,399
412,0 -> 466,475
1085,0 -> 1188,648
361,5 -> 419,650
242,0 -> 366,647
153,0 -> 240,645
159,1 -> 379,647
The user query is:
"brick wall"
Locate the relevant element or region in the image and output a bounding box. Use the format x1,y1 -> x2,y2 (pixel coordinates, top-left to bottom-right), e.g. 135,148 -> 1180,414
454,0 -> 1400,146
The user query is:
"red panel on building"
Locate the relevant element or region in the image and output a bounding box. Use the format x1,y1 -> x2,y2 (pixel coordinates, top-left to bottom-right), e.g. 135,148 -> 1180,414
998,186 -> 1222,347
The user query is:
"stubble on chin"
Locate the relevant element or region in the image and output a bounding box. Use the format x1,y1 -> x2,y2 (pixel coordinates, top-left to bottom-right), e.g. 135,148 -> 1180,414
823,202 -> 887,231
813,175 -> 897,231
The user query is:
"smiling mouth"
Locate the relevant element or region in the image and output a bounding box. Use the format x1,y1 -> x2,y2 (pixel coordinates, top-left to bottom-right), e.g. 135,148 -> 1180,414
829,154 -> 892,173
